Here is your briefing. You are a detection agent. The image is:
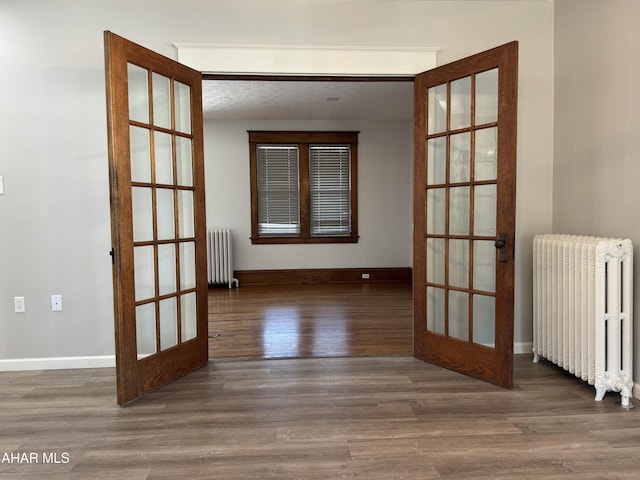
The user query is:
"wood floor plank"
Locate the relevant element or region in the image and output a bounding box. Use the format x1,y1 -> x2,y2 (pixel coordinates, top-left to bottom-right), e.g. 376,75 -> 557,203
208,283 -> 413,360
3,283 -> 640,479
2,356 -> 639,479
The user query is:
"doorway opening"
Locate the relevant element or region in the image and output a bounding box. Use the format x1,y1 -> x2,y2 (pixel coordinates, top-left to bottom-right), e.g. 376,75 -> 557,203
201,76 -> 416,361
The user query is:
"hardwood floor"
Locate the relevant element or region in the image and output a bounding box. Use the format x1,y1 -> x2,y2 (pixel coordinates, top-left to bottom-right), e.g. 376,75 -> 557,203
208,283 -> 413,360
3,284 -> 639,478
1,356 -> 639,479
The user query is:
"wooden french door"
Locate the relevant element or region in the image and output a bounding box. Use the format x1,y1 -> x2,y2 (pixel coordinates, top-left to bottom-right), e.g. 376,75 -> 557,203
104,32 -> 208,405
413,42 -> 518,388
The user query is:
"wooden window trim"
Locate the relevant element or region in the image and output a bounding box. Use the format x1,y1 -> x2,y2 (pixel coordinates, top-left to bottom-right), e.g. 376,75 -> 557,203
249,131 -> 359,244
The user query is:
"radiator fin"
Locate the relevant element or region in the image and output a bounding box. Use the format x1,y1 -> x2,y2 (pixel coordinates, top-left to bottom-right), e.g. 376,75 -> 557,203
206,228 -> 239,288
533,234 -> 633,407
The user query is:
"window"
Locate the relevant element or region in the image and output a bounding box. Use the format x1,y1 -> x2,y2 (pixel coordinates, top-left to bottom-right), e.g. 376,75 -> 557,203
249,131 -> 359,244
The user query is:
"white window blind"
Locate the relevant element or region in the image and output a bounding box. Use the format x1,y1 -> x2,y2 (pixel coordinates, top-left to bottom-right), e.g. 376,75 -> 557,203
257,144 -> 300,235
309,144 -> 351,236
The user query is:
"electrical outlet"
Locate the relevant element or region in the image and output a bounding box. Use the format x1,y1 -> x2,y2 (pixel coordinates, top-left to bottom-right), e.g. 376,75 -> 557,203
51,294 -> 63,312
14,296 -> 25,313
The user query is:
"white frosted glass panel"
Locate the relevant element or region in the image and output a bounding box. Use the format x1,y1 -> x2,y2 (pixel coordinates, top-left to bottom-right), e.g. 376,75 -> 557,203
156,188 -> 175,240
450,76 -> 471,130
131,187 -> 153,242
476,68 -> 499,125
181,292 -> 197,342
136,303 -> 156,358
179,241 -> 196,290
449,186 -> 470,235
129,126 -> 151,183
154,132 -> 174,185
449,290 -> 469,341
427,137 -> 446,185
475,127 -> 498,181
473,240 -> 496,293
427,84 -> 447,135
152,72 -> 171,129
127,63 -> 149,123
178,190 -> 195,238
427,188 -> 445,235
158,244 -> 177,296
426,286 -> 445,335
176,136 -> 193,187
174,81 -> 191,134
426,238 -> 445,285
474,184 -> 497,236
134,246 -> 155,301
159,298 -> 178,351
450,132 -> 470,183
449,239 -> 469,289
473,294 -> 495,348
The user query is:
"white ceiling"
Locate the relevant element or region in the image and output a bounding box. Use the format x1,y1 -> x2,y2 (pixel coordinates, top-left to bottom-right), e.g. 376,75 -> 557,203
202,80 -> 414,121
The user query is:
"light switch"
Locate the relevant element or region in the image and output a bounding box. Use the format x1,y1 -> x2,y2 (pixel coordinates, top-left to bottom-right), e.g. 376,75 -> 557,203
0,176 -> 4,195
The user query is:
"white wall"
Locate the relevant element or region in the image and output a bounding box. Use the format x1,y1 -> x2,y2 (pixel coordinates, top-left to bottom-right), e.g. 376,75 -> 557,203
0,0 -> 554,366
205,119 -> 413,270
553,0 -> 640,396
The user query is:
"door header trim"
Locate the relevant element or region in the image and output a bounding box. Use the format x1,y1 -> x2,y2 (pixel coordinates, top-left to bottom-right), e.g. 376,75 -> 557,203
175,43 -> 439,76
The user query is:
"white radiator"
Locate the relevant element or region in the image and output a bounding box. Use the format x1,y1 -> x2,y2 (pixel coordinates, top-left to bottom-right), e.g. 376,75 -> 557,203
206,228 -> 239,288
533,234 -> 634,407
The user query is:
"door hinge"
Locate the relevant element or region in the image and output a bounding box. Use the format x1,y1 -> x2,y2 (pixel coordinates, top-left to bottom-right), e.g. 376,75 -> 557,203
109,248 -> 115,264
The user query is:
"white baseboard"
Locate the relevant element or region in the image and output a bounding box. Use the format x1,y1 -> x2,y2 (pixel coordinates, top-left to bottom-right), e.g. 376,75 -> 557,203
0,355 -> 115,371
514,342 -> 533,355
1,345 -> 535,372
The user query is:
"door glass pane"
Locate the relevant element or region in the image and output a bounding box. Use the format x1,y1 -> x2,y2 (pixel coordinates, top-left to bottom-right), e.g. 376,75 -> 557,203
178,190 -> 195,238
473,294 -> 495,348
473,184 -> 497,236
134,245 -> 155,301
154,132 -> 174,185
473,240 -> 496,293
475,68 -> 499,125
181,292 -> 197,342
427,137 -> 446,185
131,187 -> 153,242
426,286 -> 445,334
159,297 -> 178,351
450,76 -> 471,130
449,290 -> 469,341
475,127 -> 498,181
179,241 -> 196,290
449,186 -> 470,235
152,72 -> 171,129
135,303 -> 156,358
176,136 -> 193,187
427,83 -> 447,135
450,132 -> 470,183
426,188 -> 446,235
158,244 -> 177,296
449,239 -> 469,289
426,238 -> 445,284
174,81 -> 191,134
156,188 -> 175,240
130,126 -> 151,183
127,63 -> 149,124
